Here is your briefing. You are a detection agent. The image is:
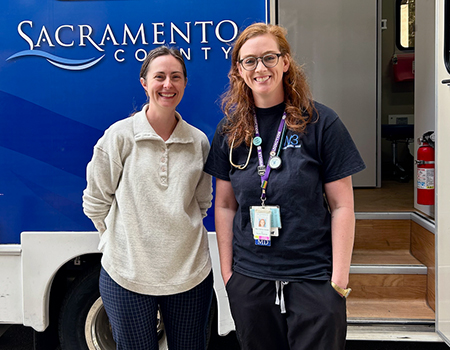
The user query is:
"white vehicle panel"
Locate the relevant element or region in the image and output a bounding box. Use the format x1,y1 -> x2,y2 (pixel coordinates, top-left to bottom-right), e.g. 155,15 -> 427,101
21,232 -> 100,331
208,233 -> 235,335
0,245 -> 23,324
278,0 -> 378,187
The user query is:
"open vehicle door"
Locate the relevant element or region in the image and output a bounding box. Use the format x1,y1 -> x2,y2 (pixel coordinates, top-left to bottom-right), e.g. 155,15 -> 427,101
436,0 -> 450,345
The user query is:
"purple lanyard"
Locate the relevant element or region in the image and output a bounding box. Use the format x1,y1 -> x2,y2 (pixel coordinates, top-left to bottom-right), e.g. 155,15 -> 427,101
253,112 -> 286,204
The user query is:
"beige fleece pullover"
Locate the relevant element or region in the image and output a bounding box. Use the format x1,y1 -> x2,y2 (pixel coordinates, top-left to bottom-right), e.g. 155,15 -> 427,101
82,105 -> 212,295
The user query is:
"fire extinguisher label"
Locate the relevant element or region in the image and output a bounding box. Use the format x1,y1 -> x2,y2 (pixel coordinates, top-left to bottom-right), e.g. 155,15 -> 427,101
417,168 -> 435,189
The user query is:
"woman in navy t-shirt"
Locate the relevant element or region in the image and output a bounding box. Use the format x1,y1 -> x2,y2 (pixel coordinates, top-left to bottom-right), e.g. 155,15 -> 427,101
204,23 -> 365,350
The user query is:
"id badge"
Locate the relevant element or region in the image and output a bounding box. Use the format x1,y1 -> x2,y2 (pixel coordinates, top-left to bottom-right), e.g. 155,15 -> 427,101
252,208 -> 271,242
250,205 -> 282,237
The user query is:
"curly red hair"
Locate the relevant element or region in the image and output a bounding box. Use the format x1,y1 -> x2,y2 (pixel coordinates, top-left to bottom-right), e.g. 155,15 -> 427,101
222,23 -> 315,147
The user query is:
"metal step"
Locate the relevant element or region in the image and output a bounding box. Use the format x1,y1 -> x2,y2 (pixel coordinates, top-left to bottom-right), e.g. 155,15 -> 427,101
350,264 -> 427,274
347,323 -> 444,342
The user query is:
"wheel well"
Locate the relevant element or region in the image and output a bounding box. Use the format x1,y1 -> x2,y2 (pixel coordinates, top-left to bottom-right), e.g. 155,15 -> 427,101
50,253 -> 102,305
35,253 -> 102,349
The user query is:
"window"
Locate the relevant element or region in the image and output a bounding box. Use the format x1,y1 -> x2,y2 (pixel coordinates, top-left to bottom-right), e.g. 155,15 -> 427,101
397,0 -> 415,50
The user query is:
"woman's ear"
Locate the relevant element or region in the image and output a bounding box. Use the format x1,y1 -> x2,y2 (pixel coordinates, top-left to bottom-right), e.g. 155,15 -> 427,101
283,54 -> 290,73
140,77 -> 147,90
237,62 -> 244,78
140,77 -> 149,98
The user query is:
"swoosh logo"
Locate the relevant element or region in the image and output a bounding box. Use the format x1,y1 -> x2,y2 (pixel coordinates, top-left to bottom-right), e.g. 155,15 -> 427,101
6,49 -> 105,70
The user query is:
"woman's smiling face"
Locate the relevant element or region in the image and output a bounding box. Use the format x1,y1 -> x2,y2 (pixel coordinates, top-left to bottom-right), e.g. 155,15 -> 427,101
140,54 -> 187,112
237,33 -> 289,108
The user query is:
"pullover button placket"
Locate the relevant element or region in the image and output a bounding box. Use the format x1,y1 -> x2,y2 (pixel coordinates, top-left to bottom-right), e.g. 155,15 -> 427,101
160,146 -> 169,187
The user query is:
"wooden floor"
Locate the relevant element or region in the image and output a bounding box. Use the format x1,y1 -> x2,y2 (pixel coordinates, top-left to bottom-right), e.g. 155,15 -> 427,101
354,180 -> 414,212
348,299 -> 436,320
351,249 -> 422,265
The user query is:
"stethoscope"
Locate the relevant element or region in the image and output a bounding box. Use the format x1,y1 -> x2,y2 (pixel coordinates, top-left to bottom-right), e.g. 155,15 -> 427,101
229,136 -> 254,170
229,115 -> 287,171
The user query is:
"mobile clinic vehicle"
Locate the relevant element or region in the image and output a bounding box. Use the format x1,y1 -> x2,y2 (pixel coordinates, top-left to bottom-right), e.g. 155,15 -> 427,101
1,0 -> 450,349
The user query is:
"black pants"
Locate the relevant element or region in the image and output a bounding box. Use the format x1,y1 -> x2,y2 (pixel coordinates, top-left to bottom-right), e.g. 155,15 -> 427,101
226,272 -> 347,350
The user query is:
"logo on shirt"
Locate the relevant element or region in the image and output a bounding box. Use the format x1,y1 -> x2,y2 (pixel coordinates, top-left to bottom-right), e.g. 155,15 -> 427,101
282,134 -> 302,149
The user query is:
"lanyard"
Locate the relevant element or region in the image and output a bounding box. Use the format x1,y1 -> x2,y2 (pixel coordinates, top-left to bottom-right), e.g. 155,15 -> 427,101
253,112 -> 286,205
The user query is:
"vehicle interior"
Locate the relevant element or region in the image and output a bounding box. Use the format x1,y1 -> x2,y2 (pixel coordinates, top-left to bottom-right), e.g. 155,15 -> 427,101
348,0 -> 439,341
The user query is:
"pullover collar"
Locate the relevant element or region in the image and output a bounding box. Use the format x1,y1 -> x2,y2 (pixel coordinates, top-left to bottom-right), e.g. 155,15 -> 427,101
133,104 -> 194,144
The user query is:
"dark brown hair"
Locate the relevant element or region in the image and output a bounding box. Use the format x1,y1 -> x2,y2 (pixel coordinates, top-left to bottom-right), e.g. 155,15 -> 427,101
140,46 -> 187,82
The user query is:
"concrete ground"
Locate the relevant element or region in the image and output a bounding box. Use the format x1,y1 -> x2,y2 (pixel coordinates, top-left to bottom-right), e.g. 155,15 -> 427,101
1,324 -> 449,350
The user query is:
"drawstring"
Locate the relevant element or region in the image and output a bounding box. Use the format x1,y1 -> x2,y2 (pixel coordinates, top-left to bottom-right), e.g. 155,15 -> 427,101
275,281 -> 289,313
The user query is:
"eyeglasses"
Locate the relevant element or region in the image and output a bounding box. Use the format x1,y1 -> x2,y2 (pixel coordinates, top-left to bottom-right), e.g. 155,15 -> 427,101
238,53 -> 282,71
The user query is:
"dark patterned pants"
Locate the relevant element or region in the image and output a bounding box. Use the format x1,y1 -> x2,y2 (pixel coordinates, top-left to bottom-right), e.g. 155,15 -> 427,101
99,267 -> 213,350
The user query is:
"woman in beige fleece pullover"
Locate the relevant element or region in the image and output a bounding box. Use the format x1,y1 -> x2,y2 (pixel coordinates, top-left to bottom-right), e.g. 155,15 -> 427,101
82,46 -> 213,350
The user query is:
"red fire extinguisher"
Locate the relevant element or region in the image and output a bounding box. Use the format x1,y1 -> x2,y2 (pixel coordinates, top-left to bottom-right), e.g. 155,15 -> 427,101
416,131 -> 435,205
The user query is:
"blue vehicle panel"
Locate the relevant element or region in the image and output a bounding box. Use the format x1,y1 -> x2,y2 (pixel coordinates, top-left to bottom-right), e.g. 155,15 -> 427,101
0,0 -> 267,243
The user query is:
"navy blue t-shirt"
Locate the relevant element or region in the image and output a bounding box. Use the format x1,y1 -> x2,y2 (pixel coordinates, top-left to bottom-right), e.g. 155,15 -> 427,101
204,102 -> 366,282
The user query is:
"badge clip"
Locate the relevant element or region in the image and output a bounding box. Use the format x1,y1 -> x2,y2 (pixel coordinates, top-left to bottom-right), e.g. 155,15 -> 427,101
257,165 -> 266,176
